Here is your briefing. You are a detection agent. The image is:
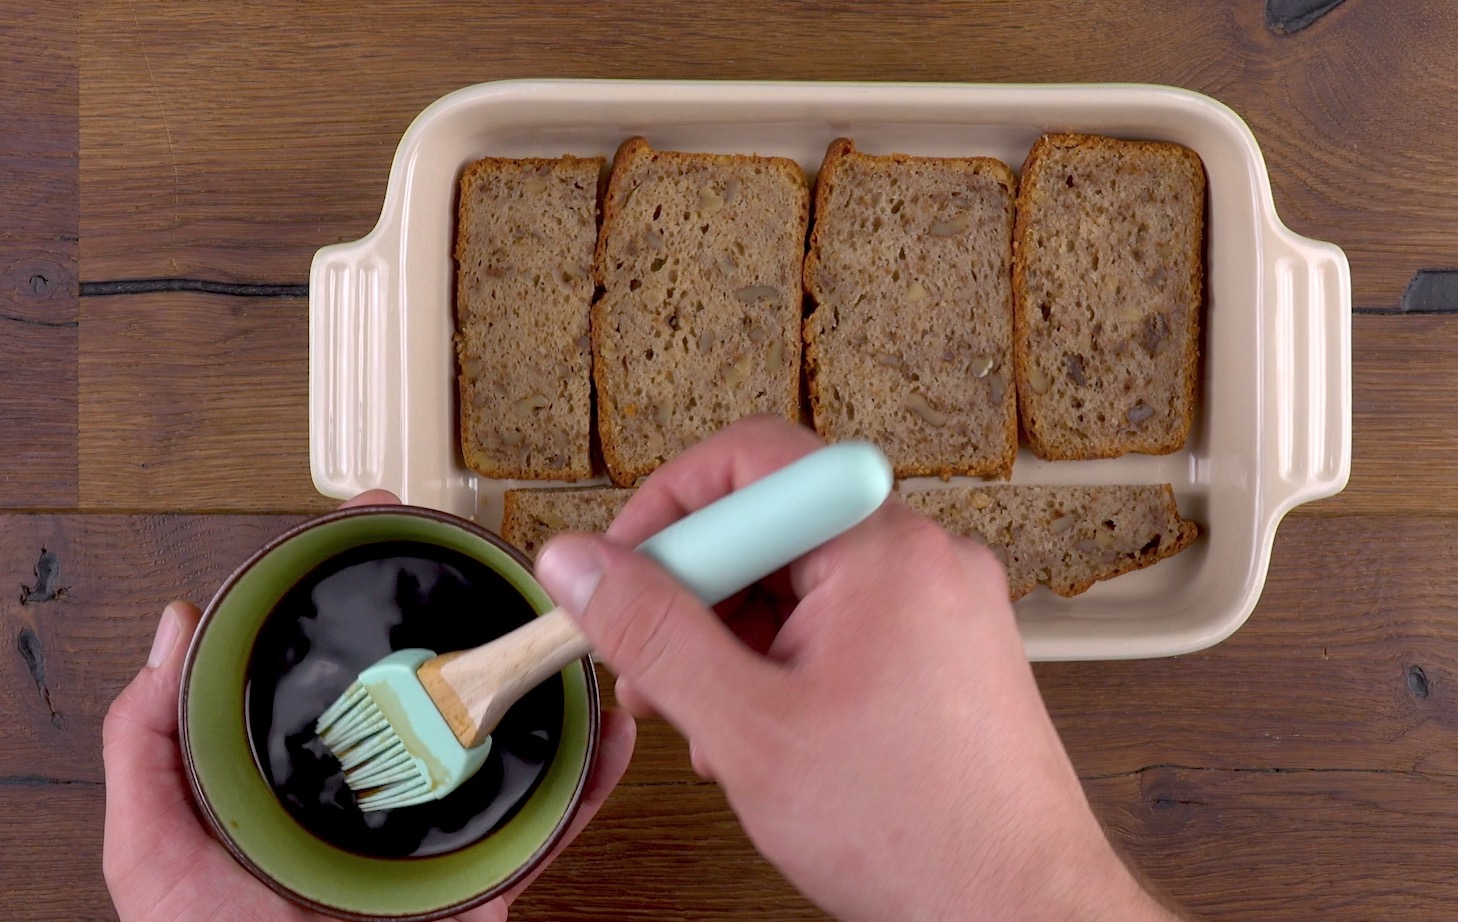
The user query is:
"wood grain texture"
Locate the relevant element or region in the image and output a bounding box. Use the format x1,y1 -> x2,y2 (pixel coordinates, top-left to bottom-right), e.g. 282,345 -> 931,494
1,3 -> 80,165
77,293 -> 329,512
1,0 -> 79,509
1,289 -> 79,509
1093,768 -> 1458,920
0,779 -> 821,922
0,786 -> 112,922
1298,314 -> 1458,517
80,0 -> 1458,309
0,514 -> 306,780
21,770 -> 1458,921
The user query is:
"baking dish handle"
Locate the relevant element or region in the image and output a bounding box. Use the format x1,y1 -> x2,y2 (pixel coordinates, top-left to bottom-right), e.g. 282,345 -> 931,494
1260,224 -> 1352,517
308,233 -> 402,500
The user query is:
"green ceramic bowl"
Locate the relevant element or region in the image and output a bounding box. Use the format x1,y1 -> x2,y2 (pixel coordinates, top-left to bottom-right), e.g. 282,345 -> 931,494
179,505 -> 599,921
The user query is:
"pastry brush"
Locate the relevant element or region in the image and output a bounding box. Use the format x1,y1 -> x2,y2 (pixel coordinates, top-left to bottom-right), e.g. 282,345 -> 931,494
315,441 -> 893,812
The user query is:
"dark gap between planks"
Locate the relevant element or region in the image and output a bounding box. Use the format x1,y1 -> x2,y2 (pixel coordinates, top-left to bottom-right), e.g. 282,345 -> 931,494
80,279 -> 308,298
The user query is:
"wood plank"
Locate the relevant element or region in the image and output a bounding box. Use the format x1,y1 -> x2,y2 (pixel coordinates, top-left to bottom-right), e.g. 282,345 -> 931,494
0,155 -> 78,240
78,1 -> 438,282
1322,313 -> 1458,517
22,769 -> 1458,922
540,768 -> 1458,920
0,275 -> 78,509
1,0 -> 79,509
79,1 -> 1458,309
1,1 -> 79,224
1092,768 -> 1458,920
0,785 -> 113,922
0,781 -> 820,922
77,293 -> 328,512
1,3 -> 80,162
20,764 -> 1458,920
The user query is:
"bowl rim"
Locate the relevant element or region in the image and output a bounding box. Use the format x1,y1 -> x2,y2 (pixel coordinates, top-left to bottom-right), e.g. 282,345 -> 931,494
177,503 -> 601,921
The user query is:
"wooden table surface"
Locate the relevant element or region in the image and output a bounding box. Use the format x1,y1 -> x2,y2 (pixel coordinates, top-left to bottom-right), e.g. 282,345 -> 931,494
7,1 -> 1458,918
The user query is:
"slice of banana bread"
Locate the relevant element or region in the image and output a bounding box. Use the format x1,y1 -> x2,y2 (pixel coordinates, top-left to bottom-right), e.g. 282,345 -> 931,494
592,138 -> 809,486
500,486 -> 636,559
1013,134 -> 1205,460
455,155 -> 602,480
904,483 -> 1197,599
804,139 -> 1018,479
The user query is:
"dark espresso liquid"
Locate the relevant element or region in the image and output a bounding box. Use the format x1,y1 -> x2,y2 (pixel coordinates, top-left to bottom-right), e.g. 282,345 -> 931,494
245,541 -> 562,858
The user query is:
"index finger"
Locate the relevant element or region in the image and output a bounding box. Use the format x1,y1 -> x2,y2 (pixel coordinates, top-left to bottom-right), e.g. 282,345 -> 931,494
605,415 -> 827,545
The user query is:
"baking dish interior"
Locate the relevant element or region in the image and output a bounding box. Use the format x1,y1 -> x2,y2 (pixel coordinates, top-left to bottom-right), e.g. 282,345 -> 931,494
367,82 -> 1285,659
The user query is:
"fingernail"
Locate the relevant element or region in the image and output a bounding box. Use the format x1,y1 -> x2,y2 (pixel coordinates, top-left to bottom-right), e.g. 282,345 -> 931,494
536,538 -> 606,617
147,603 -> 184,669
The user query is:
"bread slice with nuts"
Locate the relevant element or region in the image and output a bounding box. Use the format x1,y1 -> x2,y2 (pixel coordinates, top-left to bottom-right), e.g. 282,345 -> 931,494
500,486 -> 636,559
804,139 -> 1018,479
592,137 -> 809,486
455,155 -> 603,480
903,484 -> 1197,599
1013,133 -> 1205,461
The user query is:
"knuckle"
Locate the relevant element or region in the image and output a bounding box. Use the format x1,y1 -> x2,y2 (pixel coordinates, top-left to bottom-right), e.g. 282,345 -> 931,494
101,844 -> 123,890
100,683 -> 152,765
100,692 -> 130,750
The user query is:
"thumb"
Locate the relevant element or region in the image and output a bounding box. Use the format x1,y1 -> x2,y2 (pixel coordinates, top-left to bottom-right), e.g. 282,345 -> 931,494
103,601 -> 200,795
536,533 -> 784,741
103,602 -> 215,892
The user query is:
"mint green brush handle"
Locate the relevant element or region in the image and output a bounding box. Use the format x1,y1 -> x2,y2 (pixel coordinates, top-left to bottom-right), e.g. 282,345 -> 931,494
637,440 -> 893,604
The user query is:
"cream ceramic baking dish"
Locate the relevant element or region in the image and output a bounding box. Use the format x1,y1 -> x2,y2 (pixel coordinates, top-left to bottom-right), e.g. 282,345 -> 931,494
309,80 -> 1351,661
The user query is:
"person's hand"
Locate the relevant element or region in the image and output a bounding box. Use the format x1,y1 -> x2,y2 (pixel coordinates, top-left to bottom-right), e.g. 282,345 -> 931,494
102,490 -> 636,922
535,417 -> 1182,922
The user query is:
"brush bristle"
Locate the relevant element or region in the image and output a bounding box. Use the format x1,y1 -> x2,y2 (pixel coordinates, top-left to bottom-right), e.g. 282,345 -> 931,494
315,682 -> 433,812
